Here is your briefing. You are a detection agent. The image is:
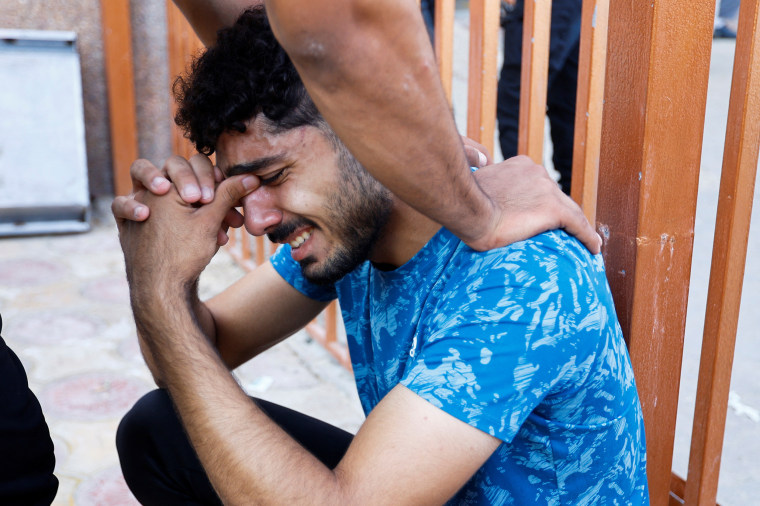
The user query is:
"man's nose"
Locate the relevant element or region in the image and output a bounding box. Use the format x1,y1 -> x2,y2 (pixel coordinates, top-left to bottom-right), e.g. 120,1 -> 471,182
241,189 -> 282,236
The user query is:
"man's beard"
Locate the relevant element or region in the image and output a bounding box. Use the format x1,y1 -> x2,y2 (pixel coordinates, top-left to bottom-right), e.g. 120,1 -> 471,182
268,148 -> 392,285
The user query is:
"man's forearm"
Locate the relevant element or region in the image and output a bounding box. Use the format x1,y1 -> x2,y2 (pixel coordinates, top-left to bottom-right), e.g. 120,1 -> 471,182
133,292 -> 347,504
131,281 -> 218,387
172,0 -> 260,46
264,0 -> 496,247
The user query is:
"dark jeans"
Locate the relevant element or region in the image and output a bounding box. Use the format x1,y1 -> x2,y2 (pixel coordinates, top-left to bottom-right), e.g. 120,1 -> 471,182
117,389 -> 355,505
0,314 -> 58,505
497,0 -> 582,194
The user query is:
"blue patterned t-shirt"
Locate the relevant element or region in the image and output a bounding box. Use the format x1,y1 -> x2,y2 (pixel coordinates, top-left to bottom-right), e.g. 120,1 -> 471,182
270,228 -> 649,505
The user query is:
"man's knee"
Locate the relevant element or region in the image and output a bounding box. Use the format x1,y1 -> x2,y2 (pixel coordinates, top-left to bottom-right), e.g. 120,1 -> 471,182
117,389 -> 214,504
116,389 -> 180,481
117,390 -> 176,452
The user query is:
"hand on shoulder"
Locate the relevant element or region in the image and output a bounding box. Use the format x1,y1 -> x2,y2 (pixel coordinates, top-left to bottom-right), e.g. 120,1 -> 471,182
468,155 -> 601,254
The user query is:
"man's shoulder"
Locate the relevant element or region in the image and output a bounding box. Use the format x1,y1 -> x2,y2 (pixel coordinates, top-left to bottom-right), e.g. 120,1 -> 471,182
449,228 -> 601,280
425,229 -> 611,329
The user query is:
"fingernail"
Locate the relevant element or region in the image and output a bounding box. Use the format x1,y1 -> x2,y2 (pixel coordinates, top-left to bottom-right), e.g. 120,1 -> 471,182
201,187 -> 213,201
182,184 -> 201,199
152,176 -> 168,189
242,176 -> 257,190
133,206 -> 145,220
478,152 -> 487,166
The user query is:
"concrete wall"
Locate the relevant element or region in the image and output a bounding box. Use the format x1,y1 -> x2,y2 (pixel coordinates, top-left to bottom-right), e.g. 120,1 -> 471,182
0,0 -> 173,198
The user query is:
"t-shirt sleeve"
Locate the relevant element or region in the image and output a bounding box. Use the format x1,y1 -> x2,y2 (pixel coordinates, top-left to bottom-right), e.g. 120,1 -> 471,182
400,235 -> 600,443
269,244 -> 337,302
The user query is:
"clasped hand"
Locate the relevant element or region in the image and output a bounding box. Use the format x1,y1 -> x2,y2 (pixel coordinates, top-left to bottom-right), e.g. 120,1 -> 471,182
114,156 -> 257,299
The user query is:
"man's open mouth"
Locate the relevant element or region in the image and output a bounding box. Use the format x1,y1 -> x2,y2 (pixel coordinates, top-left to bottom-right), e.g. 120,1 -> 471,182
289,228 -> 313,249
267,219 -> 317,248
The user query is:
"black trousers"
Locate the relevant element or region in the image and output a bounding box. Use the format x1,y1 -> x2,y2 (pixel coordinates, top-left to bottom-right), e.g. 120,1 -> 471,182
497,0 -> 583,194
117,389 -> 355,505
0,314 -> 58,505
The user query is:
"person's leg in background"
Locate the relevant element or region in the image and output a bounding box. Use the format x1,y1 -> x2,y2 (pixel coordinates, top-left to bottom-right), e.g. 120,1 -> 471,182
714,0 -> 740,38
497,0 -> 582,195
117,389 -> 354,505
544,0 -> 581,195
545,60 -> 578,195
496,0 -> 524,164
719,0 -> 741,21
0,313 -> 59,506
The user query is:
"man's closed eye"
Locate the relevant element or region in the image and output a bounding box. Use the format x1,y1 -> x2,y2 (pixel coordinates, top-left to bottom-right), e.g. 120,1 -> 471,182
259,169 -> 286,186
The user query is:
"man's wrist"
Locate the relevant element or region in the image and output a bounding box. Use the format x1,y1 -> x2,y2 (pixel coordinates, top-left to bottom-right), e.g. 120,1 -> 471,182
449,177 -> 499,251
129,278 -> 196,325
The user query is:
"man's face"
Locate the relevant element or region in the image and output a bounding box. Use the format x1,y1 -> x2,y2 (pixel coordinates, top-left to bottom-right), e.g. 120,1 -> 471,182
216,116 -> 392,284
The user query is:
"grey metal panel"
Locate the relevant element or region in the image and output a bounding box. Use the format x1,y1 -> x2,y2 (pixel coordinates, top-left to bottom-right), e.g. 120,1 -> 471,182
0,29 -> 91,236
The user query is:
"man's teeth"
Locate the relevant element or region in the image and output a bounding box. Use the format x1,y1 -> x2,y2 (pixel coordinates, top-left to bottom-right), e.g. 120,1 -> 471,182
289,230 -> 312,248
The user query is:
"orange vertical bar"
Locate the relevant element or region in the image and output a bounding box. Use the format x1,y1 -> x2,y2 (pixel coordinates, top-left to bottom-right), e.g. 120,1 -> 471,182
325,303 -> 337,344
238,232 -> 249,261
167,0 -> 205,159
435,0 -> 456,104
227,226 -> 237,249
253,235 -> 265,266
100,0 -> 139,196
517,0 -> 552,163
466,0 -> 501,153
596,0 -> 715,503
684,0 -> 760,502
570,0 -> 608,223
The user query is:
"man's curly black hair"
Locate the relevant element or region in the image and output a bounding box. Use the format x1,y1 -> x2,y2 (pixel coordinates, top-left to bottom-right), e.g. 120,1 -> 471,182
173,6 -> 323,155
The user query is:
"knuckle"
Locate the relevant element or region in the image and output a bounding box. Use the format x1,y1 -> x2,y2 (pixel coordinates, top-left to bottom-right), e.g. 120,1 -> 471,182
130,158 -> 154,176
189,153 -> 212,169
165,155 -> 191,174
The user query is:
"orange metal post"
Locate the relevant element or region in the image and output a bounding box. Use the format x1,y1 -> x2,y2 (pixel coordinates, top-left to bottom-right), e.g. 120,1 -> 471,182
570,0 -> 609,223
596,0 -> 715,503
435,0 -> 456,104
684,0 -> 760,503
517,0 -> 552,163
100,0 -> 139,197
166,0 -> 205,159
254,236 -> 265,266
228,227 -> 237,248
466,0 -> 501,153
306,304 -> 350,370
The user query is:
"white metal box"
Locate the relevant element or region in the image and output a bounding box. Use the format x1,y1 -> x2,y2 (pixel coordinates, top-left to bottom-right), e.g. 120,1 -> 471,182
0,29 -> 90,236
